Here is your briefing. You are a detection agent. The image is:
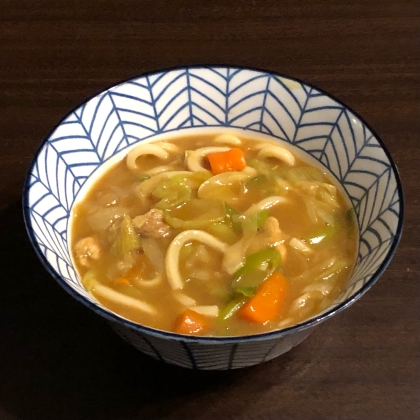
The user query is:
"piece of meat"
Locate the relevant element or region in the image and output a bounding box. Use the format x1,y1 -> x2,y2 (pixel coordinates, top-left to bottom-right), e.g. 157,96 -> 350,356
263,217 -> 282,240
132,209 -> 171,238
262,217 -> 287,261
74,236 -> 102,267
247,216 -> 287,261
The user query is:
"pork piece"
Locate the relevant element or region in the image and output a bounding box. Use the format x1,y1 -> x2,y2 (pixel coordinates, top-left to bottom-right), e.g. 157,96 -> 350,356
247,216 -> 287,261
263,217 -> 287,261
262,217 -> 282,242
74,236 -> 102,267
132,209 -> 171,238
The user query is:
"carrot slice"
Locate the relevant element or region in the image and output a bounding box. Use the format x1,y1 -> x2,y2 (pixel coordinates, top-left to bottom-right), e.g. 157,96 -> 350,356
115,277 -> 131,286
207,148 -> 247,174
239,272 -> 288,324
174,309 -> 209,335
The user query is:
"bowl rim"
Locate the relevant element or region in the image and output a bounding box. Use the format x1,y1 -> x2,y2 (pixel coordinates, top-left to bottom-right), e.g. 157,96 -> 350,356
22,64 -> 405,344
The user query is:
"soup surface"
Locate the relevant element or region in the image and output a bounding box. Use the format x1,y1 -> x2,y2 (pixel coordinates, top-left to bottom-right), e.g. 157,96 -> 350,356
71,133 -> 358,336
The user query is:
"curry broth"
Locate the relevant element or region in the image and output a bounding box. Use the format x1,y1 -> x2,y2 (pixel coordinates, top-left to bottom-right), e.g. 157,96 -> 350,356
71,133 -> 357,336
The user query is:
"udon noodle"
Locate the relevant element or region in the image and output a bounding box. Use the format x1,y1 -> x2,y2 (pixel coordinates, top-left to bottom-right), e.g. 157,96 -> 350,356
71,133 -> 358,336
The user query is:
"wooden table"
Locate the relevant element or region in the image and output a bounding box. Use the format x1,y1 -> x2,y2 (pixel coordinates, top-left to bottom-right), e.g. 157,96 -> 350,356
1,1 -> 418,419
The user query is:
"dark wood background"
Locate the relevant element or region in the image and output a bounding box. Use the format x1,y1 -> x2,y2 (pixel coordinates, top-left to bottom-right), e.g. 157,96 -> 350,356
1,1 -> 418,419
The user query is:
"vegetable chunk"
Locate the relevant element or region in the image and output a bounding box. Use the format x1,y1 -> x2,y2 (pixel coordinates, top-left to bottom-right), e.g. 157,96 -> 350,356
239,272 -> 288,324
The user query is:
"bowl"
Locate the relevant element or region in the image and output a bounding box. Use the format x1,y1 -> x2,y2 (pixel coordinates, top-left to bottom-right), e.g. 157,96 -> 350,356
23,66 -> 403,370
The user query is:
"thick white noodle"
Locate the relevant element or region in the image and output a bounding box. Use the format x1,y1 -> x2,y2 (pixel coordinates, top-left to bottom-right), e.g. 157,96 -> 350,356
242,166 -> 258,175
174,292 -> 197,306
93,284 -> 157,315
244,196 -> 289,217
133,274 -> 162,288
253,142 -> 280,150
185,147 -> 230,171
145,165 -> 176,175
126,144 -> 169,172
189,305 -> 219,317
257,145 -> 296,166
222,233 -> 255,275
165,230 -> 228,289
158,142 -> 180,153
213,134 -> 242,146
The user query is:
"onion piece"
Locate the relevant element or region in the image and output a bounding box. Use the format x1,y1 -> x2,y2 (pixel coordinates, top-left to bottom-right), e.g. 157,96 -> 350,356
302,282 -> 333,296
189,305 -> 219,317
142,238 -> 164,273
289,238 -> 313,254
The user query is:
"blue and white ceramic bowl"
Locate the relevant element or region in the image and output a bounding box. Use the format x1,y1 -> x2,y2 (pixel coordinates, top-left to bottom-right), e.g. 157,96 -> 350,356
23,66 -> 403,370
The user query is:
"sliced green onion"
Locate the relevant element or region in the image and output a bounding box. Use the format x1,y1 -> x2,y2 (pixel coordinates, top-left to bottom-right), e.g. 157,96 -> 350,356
219,295 -> 247,320
240,210 -> 270,234
225,202 -> 242,233
206,221 -> 239,244
235,286 -> 257,297
232,247 -> 281,290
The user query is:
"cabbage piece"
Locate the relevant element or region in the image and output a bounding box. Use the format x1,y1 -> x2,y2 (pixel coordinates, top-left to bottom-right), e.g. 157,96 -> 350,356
197,172 -> 252,202
219,295 -> 247,320
152,174 -> 192,210
82,270 -> 97,291
163,199 -> 226,229
248,158 -> 281,178
111,215 -> 141,256
283,166 -> 326,183
86,206 -> 129,231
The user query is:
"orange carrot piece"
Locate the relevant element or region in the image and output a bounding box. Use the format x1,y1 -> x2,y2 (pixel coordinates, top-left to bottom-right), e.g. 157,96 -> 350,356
239,272 -> 288,324
207,148 -> 247,174
174,309 -> 209,335
115,277 -> 131,286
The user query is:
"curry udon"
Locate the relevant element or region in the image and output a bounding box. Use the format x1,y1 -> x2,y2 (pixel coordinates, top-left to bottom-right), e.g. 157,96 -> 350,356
71,133 -> 358,336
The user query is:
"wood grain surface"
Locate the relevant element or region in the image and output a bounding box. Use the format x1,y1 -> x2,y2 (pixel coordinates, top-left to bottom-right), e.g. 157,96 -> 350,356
0,1 -> 418,419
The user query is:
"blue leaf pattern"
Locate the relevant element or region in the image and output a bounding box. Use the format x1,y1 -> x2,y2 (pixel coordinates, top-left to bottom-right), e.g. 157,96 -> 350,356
25,67 -> 402,369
